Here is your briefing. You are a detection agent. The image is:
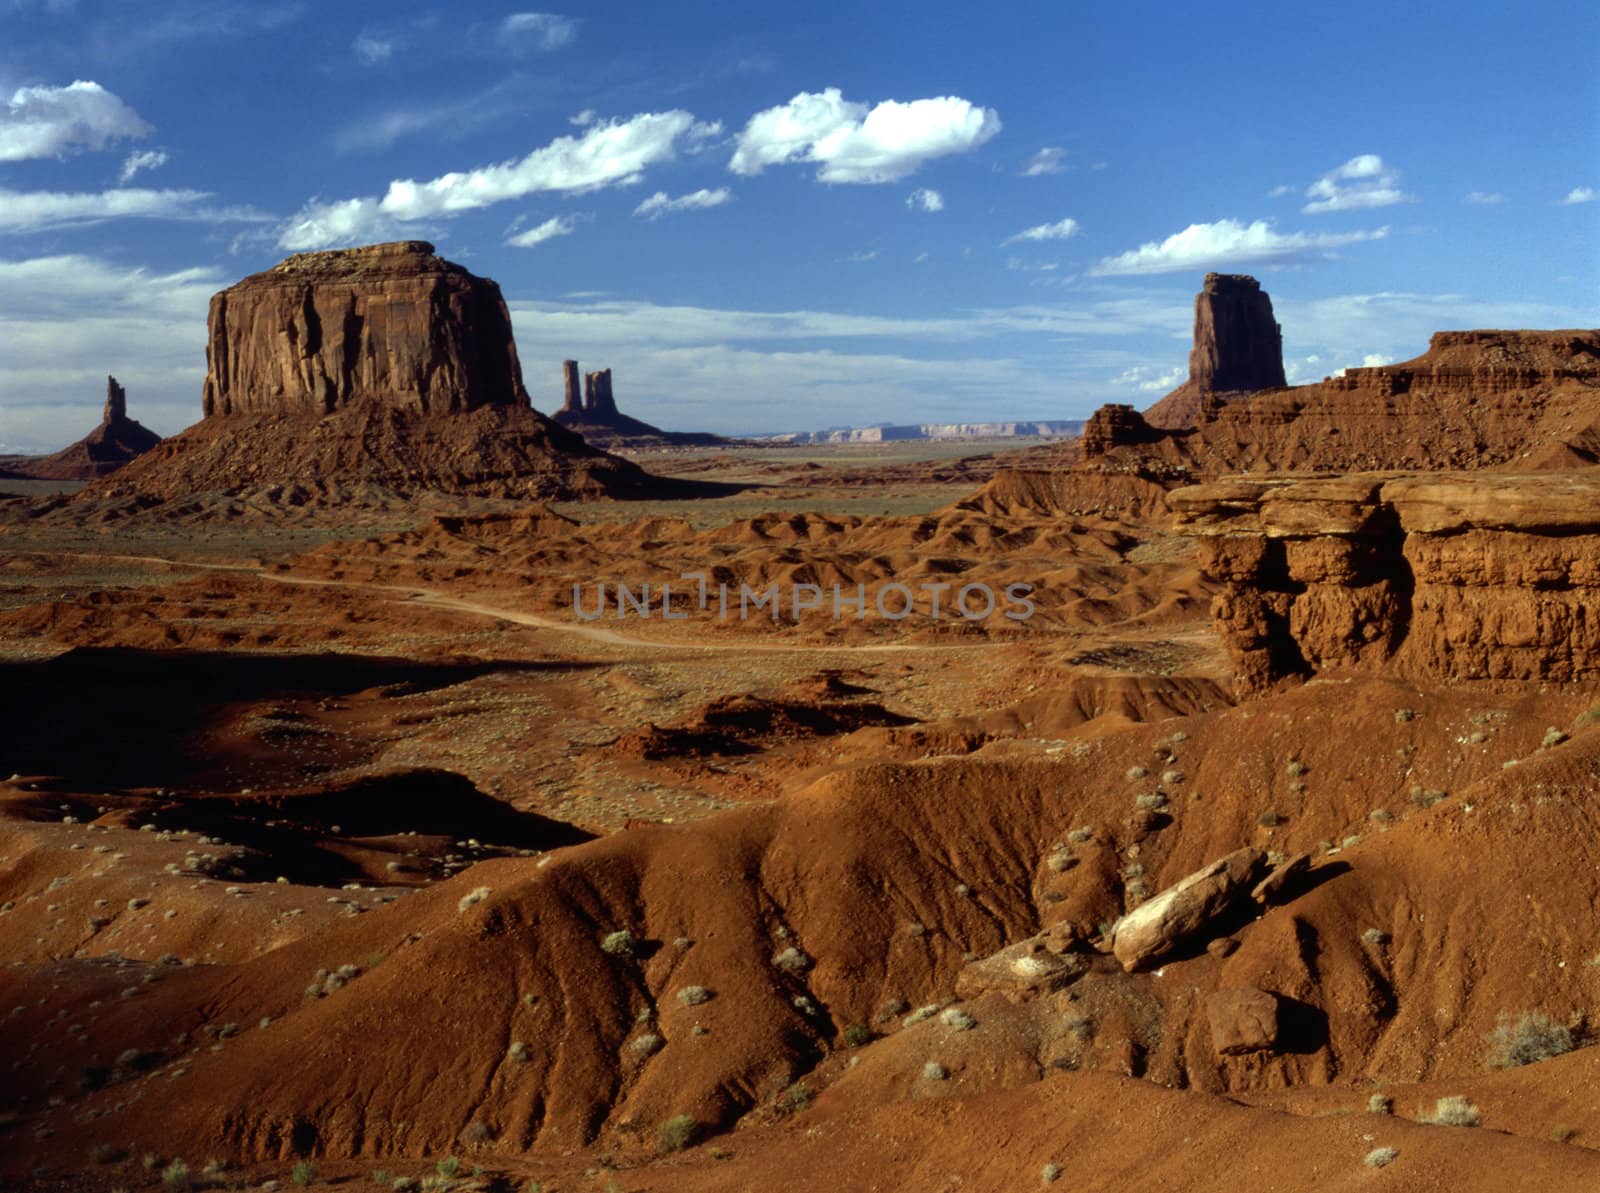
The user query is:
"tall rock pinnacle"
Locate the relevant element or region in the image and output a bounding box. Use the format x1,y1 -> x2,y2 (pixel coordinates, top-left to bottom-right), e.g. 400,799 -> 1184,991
1142,273 -> 1287,429
1187,273 -> 1287,393
103,375 -> 127,424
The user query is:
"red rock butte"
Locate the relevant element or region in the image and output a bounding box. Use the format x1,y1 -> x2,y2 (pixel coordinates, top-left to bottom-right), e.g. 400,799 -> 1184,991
201,241 -> 530,418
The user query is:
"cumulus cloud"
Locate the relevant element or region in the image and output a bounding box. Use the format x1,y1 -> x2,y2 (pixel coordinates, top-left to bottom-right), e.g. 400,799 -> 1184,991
506,214 -> 576,247
1302,153 -> 1413,214
117,148 -> 168,183
633,187 -> 731,219
282,110 -> 716,247
569,108 -> 597,127
0,80 -> 152,161
1020,147 -> 1064,176
1463,191 -> 1505,205
905,187 -> 943,213
728,87 -> 1000,183
1560,186 -> 1597,205
499,12 -> 579,52
1003,217 -> 1079,244
1090,218 -> 1389,276
1114,364 -> 1185,392
0,186 -> 272,233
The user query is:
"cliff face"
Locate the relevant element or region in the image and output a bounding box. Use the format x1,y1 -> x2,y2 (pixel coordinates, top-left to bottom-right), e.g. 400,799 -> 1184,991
1172,472 -> 1600,694
201,241 -> 529,418
1144,273 -> 1286,429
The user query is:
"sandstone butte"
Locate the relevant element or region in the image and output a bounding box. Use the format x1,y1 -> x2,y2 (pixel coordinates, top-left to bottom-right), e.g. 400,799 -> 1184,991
3,375 -> 161,480
1142,272 -> 1288,430
81,241 -> 666,503
551,358 -> 727,448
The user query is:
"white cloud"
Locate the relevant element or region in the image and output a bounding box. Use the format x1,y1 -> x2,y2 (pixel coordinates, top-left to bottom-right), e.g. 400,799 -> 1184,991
1114,364 -> 1185,392
0,80 -> 151,161
1003,217 -> 1079,245
843,249 -> 878,262
913,251 -> 930,264
1005,257 -> 1060,272
352,31 -> 395,64
1302,153 -> 1413,214
633,187 -> 731,219
1020,147 -> 1064,176
499,12 -> 579,52
1268,183 -> 1295,197
277,197 -> 406,250
1090,218 -> 1389,276
728,87 -> 1000,183
905,187 -> 943,213
283,110 -> 715,247
1463,191 -> 1505,205
1560,186 -> 1597,205
569,108 -> 597,127
0,186 -> 271,233
382,111 -> 710,217
117,147 -> 168,182
505,214 -> 576,247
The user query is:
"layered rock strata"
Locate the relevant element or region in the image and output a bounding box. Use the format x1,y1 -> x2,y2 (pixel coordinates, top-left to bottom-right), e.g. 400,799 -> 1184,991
1172,471 -> 1600,693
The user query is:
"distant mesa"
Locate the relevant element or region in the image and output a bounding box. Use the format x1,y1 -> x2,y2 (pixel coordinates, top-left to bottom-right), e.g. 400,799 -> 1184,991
1143,272 -> 1287,430
551,359 -> 728,448
0,375 -> 162,481
763,420 -> 1084,444
88,242 -> 681,505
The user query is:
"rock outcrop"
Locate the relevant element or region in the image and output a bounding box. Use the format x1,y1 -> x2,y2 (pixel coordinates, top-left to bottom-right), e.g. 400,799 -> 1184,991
1144,274 -> 1287,429
81,245 -> 674,505
1173,471 -> 1600,694
3,375 -> 162,480
551,361 -> 726,448
201,241 -> 529,418
1096,328 -> 1600,473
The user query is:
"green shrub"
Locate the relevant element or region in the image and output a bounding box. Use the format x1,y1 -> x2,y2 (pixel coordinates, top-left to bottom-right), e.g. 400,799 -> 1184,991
658,1114 -> 697,1152
1485,1011 -> 1574,1069
601,930 -> 638,957
1364,1147 -> 1398,1168
842,1024 -> 872,1047
291,1159 -> 318,1186
1423,1096 -> 1481,1127
161,1160 -> 191,1191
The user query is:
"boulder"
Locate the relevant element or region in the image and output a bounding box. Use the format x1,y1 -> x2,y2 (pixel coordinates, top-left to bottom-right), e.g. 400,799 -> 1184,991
1110,847 -> 1264,971
1206,987 -> 1281,1056
954,934 -> 1090,1002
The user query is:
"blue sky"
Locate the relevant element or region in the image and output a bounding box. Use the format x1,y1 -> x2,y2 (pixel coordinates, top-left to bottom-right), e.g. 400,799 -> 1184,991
2,0 -> 1597,450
